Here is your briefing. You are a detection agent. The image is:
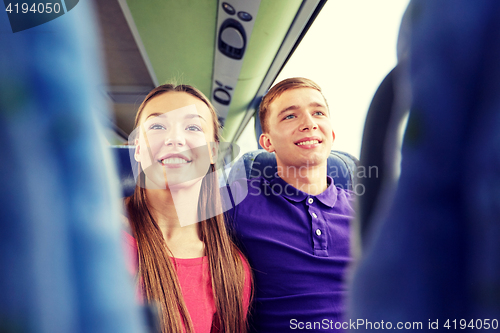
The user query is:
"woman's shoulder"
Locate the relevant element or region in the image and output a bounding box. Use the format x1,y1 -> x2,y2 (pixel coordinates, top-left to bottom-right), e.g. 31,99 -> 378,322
122,227 -> 136,248
121,197 -> 133,229
120,216 -> 138,275
238,252 -> 250,274
120,199 -> 136,253
120,212 -> 133,233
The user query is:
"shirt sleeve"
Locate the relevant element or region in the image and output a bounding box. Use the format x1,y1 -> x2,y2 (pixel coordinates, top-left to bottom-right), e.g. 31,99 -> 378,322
122,230 -> 138,276
121,230 -> 144,303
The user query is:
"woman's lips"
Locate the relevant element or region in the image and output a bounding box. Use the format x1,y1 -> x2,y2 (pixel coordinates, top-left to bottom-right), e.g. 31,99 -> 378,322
161,157 -> 190,165
158,154 -> 192,168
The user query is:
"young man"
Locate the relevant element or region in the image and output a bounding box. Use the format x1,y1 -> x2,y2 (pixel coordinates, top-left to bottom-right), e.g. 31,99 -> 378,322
227,78 -> 354,332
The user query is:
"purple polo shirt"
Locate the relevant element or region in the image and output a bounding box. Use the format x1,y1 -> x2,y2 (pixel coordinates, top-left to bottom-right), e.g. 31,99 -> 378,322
226,175 -> 354,332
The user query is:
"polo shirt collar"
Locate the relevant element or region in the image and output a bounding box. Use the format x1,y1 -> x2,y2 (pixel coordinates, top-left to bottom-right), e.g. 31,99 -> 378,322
269,174 -> 338,208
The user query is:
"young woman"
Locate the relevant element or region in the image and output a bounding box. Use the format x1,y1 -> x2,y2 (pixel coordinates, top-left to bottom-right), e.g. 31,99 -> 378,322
123,84 -> 251,333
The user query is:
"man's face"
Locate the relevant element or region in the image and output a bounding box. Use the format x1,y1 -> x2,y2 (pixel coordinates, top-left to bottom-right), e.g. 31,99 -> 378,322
259,87 -> 335,170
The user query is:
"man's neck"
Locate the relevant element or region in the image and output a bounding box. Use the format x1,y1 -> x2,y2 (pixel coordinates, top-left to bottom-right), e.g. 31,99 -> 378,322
277,162 -> 328,195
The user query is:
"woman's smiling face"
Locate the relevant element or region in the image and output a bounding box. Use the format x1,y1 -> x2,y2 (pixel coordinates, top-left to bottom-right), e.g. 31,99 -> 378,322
134,91 -> 216,190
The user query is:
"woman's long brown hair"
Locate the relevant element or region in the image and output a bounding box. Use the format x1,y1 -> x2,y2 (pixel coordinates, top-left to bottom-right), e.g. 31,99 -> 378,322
126,84 -> 250,333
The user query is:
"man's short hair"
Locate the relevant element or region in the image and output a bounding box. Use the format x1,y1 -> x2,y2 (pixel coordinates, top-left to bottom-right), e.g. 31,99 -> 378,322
259,77 -> 328,133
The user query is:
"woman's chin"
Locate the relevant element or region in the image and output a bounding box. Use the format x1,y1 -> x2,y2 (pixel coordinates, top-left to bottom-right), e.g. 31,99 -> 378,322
167,176 -> 204,191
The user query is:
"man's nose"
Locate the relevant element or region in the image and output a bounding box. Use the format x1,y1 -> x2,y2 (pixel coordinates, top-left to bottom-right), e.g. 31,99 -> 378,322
299,113 -> 318,131
164,127 -> 186,147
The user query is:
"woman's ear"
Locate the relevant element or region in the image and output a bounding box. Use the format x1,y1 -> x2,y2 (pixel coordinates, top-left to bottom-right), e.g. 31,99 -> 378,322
134,138 -> 140,162
209,141 -> 219,165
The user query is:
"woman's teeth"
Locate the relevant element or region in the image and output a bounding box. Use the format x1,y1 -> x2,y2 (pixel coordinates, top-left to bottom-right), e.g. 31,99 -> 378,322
161,158 -> 189,165
296,140 -> 319,146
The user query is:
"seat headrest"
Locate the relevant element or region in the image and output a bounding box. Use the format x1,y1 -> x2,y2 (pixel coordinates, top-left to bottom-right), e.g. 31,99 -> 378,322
111,146 -> 359,197
227,150 -> 358,191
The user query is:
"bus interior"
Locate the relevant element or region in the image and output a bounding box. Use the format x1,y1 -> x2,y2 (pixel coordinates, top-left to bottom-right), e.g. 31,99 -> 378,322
1,0 -> 499,331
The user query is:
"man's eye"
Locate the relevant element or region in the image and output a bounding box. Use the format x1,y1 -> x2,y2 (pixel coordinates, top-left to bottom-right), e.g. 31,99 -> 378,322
149,123 -> 166,130
186,125 -> 202,131
313,111 -> 325,116
283,114 -> 295,120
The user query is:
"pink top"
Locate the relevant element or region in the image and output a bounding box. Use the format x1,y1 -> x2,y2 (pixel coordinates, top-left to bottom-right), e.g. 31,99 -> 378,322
123,231 -> 251,333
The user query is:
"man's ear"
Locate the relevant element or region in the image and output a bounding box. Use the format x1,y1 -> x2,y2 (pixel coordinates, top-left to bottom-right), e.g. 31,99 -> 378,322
134,138 -> 140,162
259,133 -> 275,153
332,130 -> 336,143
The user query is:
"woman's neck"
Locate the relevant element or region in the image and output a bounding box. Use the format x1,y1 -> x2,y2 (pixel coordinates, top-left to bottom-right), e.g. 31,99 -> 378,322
145,185 -> 205,258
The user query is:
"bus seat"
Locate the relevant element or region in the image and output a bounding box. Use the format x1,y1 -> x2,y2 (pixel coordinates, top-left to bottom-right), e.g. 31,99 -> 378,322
111,146 -> 137,198
111,146 -> 359,198
227,149 -> 358,191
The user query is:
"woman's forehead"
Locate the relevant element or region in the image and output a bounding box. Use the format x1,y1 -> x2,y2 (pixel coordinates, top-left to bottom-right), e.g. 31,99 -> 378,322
140,92 -> 212,123
142,104 -> 206,125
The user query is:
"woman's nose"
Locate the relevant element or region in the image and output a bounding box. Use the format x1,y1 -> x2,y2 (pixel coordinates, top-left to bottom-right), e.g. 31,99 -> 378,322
164,127 -> 186,147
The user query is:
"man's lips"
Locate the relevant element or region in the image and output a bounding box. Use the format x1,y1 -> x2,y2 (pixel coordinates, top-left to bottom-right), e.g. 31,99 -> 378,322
294,137 -> 322,146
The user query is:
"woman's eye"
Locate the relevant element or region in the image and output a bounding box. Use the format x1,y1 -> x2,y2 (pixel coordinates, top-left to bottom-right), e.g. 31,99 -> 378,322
186,125 -> 202,131
283,114 -> 295,120
149,123 -> 166,130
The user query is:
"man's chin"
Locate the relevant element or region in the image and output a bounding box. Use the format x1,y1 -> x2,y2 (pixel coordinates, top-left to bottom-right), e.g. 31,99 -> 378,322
275,149 -> 329,170
298,151 -> 329,166
278,157 -> 326,170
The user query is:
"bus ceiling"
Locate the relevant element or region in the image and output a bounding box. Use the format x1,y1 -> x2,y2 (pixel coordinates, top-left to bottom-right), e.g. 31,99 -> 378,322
95,0 -> 327,143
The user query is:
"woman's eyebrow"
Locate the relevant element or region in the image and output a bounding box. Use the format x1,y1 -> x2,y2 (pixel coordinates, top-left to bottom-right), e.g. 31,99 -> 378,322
144,112 -> 206,123
145,112 -> 164,121
184,113 -> 207,123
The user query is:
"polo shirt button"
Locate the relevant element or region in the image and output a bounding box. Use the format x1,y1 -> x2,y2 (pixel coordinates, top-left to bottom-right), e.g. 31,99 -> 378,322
308,198 -> 314,204
315,229 -> 322,236
312,212 -> 318,218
